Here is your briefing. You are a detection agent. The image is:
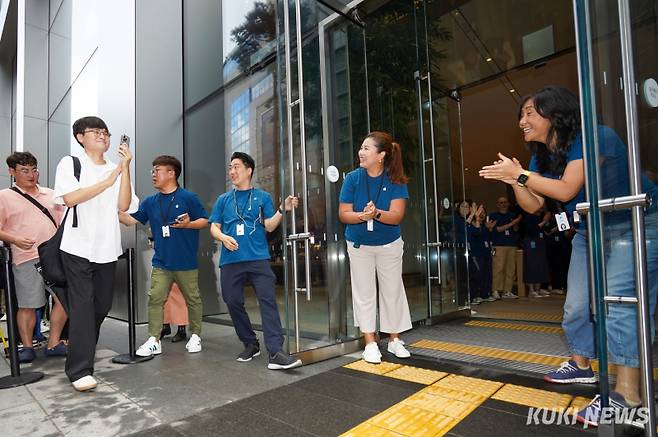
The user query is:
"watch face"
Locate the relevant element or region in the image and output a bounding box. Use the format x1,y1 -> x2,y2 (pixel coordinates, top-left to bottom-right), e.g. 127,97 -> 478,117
517,174 -> 529,184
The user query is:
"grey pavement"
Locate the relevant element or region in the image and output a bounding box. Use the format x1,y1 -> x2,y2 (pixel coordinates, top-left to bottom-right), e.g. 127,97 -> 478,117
0,318 -> 353,436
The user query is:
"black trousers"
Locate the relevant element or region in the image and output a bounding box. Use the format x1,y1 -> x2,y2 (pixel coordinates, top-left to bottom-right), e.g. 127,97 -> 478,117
61,251 -> 116,382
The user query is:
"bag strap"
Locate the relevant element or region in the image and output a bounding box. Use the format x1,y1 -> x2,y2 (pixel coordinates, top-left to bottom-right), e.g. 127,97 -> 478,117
70,156 -> 81,228
10,187 -> 58,228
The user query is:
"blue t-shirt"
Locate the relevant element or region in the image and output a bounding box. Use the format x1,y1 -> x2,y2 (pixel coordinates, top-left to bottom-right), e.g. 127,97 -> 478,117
209,187 -> 275,266
339,168 -> 409,246
468,224 -> 490,258
523,213 -> 544,239
489,211 -> 519,246
131,188 -> 208,271
529,125 -> 658,222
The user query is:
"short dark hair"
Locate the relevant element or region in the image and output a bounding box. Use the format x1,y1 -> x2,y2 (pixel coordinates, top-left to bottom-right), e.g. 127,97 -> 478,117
152,155 -> 182,180
230,152 -> 255,178
7,151 -> 37,169
72,116 -> 109,147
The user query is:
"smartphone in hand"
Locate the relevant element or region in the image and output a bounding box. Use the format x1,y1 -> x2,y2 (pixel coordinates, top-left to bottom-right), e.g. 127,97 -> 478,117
120,134 -> 130,147
175,213 -> 189,222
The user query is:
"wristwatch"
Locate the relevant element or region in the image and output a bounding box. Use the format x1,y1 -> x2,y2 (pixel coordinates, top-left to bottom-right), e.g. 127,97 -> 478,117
375,211 -> 382,219
278,206 -> 284,214
517,170 -> 531,187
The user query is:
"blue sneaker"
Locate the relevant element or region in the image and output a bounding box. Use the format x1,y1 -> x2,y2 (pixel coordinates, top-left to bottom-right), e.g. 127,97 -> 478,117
576,392 -> 644,428
44,342 -> 68,357
18,347 -> 36,363
544,359 -> 597,383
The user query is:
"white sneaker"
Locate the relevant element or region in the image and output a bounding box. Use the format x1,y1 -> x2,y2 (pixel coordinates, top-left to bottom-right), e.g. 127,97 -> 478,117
471,297 -> 483,305
0,313 -> 6,321
502,291 -> 518,299
539,289 -> 551,297
40,319 -> 50,333
492,291 -> 501,300
72,375 -> 97,392
484,296 -> 497,302
529,291 -> 541,298
185,334 -> 202,353
387,338 -> 411,358
362,342 -> 382,364
552,288 -> 565,295
136,336 -> 161,357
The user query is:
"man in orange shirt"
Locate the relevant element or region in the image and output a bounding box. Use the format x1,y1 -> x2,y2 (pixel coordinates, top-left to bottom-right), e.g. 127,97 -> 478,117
0,152 -> 68,363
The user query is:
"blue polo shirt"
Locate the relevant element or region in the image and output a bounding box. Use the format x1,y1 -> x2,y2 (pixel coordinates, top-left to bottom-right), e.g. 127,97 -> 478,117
339,168 -> 409,246
489,211 -> 519,246
529,125 -> 658,223
209,188 -> 275,266
131,188 -> 208,271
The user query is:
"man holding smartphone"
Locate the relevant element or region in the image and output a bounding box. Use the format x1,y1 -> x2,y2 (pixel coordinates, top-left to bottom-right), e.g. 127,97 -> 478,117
54,116 -> 139,392
119,155 -> 208,357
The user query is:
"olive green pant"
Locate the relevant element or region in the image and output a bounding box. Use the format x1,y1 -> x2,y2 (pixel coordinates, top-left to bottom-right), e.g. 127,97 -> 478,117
148,268 -> 203,337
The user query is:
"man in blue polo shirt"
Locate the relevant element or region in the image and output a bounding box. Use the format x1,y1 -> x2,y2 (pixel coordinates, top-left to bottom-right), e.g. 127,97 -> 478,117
209,152 -> 302,370
489,196 -> 522,299
119,155 -> 208,356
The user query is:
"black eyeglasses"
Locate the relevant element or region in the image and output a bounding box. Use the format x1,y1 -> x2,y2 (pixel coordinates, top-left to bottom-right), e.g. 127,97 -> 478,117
84,129 -> 111,138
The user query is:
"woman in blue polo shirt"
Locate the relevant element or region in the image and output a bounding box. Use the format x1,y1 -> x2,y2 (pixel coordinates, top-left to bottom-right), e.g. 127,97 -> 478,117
480,85 -> 658,426
339,131 -> 412,364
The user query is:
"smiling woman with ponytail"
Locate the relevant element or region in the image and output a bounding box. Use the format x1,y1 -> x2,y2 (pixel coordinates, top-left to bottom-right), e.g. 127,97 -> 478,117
338,131 -> 412,364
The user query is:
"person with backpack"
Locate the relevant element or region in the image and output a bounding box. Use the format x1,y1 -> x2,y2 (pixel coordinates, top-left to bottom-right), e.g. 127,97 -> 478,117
0,152 -> 68,363
53,116 -> 138,392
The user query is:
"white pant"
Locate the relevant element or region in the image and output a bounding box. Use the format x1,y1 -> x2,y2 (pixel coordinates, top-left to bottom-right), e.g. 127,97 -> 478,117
346,238 -> 412,334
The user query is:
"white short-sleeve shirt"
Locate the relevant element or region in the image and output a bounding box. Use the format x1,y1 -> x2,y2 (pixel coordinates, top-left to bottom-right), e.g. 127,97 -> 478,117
53,153 -> 139,263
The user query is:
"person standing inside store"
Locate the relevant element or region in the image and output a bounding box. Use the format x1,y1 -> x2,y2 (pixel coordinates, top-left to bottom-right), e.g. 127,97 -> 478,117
54,116 -> 138,392
0,152 -> 68,363
119,155 -> 207,357
338,131 -> 413,364
209,152 -> 302,370
479,85 -> 658,426
489,196 -> 522,299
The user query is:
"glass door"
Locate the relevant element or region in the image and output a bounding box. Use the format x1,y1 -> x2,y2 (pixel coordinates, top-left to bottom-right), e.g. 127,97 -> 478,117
414,1 -> 471,319
279,0 -> 364,359
574,0 -> 658,433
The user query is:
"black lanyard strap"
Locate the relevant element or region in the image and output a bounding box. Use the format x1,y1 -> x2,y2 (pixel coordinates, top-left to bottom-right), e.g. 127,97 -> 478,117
364,169 -> 385,207
158,188 -> 178,224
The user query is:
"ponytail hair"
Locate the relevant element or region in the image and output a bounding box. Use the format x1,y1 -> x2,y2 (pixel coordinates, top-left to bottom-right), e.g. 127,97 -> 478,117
365,131 -> 409,184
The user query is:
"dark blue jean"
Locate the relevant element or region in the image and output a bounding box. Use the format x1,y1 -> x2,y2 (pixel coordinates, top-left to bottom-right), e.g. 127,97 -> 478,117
220,260 -> 284,354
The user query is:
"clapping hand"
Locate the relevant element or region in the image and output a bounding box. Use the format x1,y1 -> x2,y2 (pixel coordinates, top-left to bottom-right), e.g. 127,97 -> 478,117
479,153 -> 522,185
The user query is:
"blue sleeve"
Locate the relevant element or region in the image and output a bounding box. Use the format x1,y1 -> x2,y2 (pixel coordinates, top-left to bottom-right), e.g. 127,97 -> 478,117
390,182 -> 409,200
528,154 -> 538,172
597,125 -> 623,159
208,195 -> 224,224
339,172 -> 355,204
262,192 -> 276,219
568,136 -> 584,162
130,198 -> 149,224
188,193 -> 208,220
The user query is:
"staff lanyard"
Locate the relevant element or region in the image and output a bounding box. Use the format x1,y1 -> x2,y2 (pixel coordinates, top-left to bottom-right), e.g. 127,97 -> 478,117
364,168 -> 385,207
158,188 -> 178,224
233,188 -> 253,222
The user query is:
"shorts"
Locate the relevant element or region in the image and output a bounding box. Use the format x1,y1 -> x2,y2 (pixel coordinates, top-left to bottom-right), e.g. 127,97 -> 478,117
12,259 -> 47,309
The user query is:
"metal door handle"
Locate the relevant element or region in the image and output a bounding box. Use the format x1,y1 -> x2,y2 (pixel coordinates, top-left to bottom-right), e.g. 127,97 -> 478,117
575,193 -> 650,215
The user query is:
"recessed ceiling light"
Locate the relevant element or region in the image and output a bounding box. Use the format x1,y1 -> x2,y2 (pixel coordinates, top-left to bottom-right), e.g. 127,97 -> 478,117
486,57 -> 492,62
509,89 -> 515,93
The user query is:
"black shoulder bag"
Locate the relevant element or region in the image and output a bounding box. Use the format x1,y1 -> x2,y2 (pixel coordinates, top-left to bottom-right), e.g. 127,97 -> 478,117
36,156 -> 81,286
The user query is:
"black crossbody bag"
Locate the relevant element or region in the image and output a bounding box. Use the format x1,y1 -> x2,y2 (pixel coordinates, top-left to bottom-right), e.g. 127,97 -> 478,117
36,156 -> 81,286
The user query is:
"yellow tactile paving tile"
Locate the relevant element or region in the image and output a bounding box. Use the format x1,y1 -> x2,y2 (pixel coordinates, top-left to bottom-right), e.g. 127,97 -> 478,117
411,339 -> 566,367
420,385 -> 488,404
432,374 -> 504,398
367,403 -> 460,437
384,365 -> 448,385
465,320 -> 563,334
340,422 -> 404,436
565,396 -> 592,416
402,391 -> 479,419
481,311 -> 563,322
344,360 -> 402,375
491,384 -> 572,411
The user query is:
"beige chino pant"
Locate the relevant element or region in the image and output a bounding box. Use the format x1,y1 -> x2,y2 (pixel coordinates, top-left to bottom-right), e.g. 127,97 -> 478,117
492,245 -> 517,293
346,238 -> 412,334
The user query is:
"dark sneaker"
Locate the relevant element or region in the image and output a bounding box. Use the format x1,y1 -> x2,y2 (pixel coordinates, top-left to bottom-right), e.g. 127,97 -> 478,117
576,392 -> 644,428
18,347 -> 36,363
544,359 -> 597,384
159,324 -> 171,340
44,342 -> 68,357
237,343 -> 260,362
268,351 -> 302,370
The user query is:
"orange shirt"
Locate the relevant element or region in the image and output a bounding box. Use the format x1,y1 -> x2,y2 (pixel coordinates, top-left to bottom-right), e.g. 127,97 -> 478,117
0,185 -> 65,265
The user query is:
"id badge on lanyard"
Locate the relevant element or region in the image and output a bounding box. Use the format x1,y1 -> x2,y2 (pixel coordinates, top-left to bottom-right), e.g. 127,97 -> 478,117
236,223 -> 245,236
